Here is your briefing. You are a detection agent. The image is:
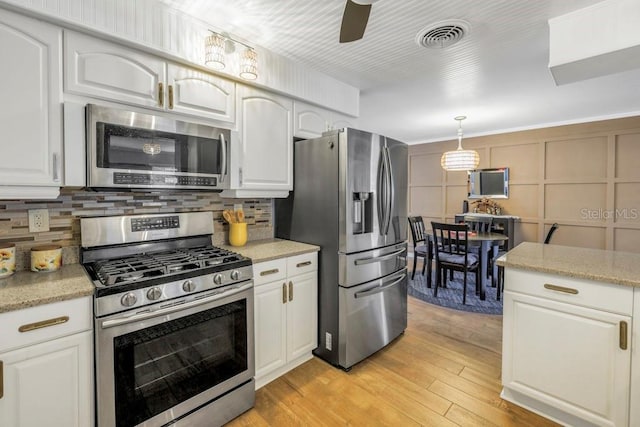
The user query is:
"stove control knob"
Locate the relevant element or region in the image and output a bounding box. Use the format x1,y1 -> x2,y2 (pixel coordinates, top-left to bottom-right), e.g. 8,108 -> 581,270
230,270 -> 240,281
147,287 -> 162,301
213,274 -> 224,285
121,292 -> 137,307
182,280 -> 196,293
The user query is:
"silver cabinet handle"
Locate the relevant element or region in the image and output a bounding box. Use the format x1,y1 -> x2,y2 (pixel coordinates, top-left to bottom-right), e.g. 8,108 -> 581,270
168,84 -> 174,109
354,248 -> 406,265
288,281 -> 293,301
158,82 -> 164,107
282,283 -> 287,304
296,261 -> 312,268
52,153 -> 60,182
544,284 -> 578,295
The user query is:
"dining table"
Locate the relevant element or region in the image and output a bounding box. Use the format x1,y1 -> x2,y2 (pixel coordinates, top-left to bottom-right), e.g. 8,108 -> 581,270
425,229 -> 509,300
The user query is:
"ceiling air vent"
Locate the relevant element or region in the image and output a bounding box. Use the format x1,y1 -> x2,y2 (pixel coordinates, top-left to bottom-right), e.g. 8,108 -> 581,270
416,20 -> 470,49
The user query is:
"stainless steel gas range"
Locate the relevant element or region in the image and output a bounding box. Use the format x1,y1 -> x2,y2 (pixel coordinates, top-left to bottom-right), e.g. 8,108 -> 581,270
80,212 -> 255,427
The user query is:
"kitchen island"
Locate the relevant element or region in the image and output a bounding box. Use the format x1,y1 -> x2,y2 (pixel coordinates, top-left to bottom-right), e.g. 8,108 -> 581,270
497,242 -> 640,427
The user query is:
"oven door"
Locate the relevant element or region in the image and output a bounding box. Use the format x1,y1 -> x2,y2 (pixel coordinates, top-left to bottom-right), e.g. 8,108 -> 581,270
87,104 -> 231,190
95,281 -> 254,427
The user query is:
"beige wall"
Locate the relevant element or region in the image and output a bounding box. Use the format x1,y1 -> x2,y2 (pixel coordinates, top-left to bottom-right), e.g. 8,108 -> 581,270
409,116 -> 640,253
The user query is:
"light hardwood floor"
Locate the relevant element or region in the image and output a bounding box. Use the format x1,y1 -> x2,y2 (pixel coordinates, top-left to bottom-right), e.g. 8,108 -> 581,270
228,296 -> 559,426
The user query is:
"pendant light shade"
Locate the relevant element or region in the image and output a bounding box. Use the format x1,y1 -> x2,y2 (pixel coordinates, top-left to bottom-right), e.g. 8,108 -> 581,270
204,31 -> 259,80
239,47 -> 258,80
204,33 -> 226,70
440,116 -> 479,171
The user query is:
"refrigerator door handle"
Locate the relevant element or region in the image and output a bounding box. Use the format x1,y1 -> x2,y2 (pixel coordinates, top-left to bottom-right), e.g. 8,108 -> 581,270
384,145 -> 394,235
354,248 -> 407,265
376,147 -> 386,232
354,272 -> 406,299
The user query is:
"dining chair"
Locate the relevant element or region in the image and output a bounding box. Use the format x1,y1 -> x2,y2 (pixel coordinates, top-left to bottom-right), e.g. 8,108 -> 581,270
495,223 -> 560,301
464,216 -> 496,283
431,222 -> 480,305
408,216 -> 428,280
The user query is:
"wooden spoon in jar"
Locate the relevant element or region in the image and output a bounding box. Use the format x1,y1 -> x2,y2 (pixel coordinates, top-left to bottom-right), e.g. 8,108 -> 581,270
236,210 -> 245,223
222,210 -> 235,224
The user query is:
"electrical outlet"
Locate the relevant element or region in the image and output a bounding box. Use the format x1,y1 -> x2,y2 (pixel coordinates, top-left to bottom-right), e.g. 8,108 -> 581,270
28,209 -> 50,232
233,203 -> 243,212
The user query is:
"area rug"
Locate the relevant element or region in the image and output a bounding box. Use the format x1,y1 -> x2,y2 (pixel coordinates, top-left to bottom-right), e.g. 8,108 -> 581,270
408,270 -> 503,315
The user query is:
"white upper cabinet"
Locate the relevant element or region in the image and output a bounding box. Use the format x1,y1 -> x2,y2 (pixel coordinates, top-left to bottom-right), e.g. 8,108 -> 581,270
65,31 -> 235,123
222,84 -> 293,198
166,64 -> 235,123
293,101 -> 358,139
65,31 -> 165,108
0,9 -> 62,199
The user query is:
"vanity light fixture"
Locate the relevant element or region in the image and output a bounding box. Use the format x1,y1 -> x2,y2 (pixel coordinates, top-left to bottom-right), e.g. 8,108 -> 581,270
440,116 -> 480,171
204,31 -> 259,80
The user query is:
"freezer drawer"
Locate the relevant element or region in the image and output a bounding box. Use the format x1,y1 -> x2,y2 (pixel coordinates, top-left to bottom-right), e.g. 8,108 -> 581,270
339,242 -> 407,287
338,268 -> 407,369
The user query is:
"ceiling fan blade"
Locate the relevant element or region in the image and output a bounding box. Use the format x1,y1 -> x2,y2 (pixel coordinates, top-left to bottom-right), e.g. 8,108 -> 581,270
339,0 -> 372,43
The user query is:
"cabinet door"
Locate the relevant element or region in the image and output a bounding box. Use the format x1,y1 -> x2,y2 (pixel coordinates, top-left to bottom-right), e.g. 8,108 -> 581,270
286,271 -> 318,361
0,331 -> 93,427
166,63 -> 235,123
0,10 -> 62,188
502,291 -> 631,427
330,111 -> 358,131
236,85 -> 293,191
254,280 -> 287,378
293,101 -> 329,139
65,31 -> 166,108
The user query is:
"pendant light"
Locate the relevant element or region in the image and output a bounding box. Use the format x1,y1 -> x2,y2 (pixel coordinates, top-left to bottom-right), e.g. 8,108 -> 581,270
204,31 -> 259,80
440,116 -> 479,171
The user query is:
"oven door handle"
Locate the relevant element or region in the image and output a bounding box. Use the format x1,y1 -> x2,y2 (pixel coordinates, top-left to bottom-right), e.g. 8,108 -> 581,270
100,282 -> 253,329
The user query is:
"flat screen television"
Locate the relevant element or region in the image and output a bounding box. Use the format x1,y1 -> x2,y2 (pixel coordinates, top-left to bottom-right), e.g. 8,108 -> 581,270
468,168 -> 509,199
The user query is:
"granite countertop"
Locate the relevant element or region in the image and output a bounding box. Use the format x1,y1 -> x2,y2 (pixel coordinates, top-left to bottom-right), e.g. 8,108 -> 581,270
497,242 -> 640,287
220,238 -> 320,263
0,264 -> 94,313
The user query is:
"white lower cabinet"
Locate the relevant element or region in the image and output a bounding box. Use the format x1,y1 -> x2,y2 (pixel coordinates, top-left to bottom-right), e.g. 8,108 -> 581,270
253,253 -> 317,388
502,269 -> 632,427
0,297 -> 93,427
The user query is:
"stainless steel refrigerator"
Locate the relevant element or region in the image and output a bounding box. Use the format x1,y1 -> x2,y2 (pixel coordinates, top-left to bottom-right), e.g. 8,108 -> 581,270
276,128 -> 408,369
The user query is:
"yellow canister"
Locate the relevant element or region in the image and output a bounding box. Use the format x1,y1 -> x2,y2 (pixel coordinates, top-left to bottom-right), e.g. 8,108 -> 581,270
0,243 -> 16,278
31,245 -> 62,272
229,223 -> 247,247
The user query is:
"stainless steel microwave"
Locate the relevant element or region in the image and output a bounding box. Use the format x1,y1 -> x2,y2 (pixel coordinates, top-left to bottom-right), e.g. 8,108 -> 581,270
86,104 -> 231,190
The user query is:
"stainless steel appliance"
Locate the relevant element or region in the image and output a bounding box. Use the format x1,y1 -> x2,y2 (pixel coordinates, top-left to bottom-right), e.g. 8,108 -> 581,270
86,104 -> 231,190
276,128 -> 408,369
80,212 -> 254,427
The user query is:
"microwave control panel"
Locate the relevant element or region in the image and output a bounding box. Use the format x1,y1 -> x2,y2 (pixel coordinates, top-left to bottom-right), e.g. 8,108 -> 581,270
114,172 -> 218,187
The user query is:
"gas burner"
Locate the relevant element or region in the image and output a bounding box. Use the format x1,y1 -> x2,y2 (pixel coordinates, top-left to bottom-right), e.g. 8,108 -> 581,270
121,272 -> 144,281
205,259 -> 223,266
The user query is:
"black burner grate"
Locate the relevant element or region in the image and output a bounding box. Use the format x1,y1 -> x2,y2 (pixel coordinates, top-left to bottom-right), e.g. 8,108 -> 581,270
92,246 -> 243,286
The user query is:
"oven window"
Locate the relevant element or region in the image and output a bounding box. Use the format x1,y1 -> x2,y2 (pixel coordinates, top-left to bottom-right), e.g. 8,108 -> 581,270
113,300 -> 247,427
96,122 -> 223,174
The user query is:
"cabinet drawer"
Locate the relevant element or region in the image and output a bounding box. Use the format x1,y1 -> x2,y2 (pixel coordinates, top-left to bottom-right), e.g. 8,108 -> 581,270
0,296 -> 92,353
253,259 -> 287,286
286,252 -> 318,276
505,269 -> 633,315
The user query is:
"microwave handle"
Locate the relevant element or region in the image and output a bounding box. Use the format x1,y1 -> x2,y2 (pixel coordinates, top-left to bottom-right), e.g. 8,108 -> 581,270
219,133 -> 227,183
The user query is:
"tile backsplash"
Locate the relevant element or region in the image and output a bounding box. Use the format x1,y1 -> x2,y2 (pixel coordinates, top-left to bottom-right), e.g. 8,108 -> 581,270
0,188 -> 273,271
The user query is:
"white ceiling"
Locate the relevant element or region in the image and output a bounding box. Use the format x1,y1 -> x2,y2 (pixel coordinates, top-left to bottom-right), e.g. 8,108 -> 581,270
159,0 -> 640,144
